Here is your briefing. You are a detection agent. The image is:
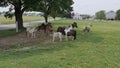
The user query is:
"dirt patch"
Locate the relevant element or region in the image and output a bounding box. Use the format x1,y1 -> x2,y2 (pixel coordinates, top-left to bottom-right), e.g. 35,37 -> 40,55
0,32 -> 53,50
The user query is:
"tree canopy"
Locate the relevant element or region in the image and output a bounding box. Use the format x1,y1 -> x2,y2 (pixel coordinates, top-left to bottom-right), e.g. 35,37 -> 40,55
33,0 -> 73,22
115,9 -> 120,20
0,0 -> 74,30
0,0 -> 41,30
95,10 -> 105,20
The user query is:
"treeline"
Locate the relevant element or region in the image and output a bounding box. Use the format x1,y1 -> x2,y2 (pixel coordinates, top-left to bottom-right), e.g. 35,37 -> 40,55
95,9 -> 120,20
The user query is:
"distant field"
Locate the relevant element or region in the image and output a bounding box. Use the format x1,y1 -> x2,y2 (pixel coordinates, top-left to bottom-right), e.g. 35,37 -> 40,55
0,19 -> 120,68
0,16 -> 45,24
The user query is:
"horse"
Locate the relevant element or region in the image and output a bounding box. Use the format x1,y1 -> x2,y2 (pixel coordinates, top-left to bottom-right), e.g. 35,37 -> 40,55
83,23 -> 92,32
57,22 -> 77,35
67,29 -> 76,40
53,32 -> 62,42
45,23 -> 54,34
36,22 -> 54,35
57,22 -> 77,40
26,27 -> 37,38
35,23 -> 46,32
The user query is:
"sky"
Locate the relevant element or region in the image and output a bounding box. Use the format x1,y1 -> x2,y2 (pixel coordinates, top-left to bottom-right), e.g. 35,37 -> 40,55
72,0 -> 120,15
0,0 -> 120,15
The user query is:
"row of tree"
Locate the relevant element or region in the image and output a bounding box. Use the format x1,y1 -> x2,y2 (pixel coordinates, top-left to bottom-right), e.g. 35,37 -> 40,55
0,0 -> 73,30
95,9 -> 120,20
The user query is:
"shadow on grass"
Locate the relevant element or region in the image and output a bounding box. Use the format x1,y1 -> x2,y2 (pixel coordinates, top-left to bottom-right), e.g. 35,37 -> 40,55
0,29 -> 20,37
0,41 -> 77,61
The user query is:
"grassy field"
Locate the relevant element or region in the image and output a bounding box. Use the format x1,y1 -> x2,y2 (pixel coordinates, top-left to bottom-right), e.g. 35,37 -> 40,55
0,19 -> 120,68
0,16 -> 45,24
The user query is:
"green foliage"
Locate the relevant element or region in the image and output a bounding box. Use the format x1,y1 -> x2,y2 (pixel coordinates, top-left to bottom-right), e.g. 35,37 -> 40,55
80,14 -> 90,19
0,0 -> 42,29
115,9 -> 120,20
95,10 -> 106,20
33,0 -> 73,22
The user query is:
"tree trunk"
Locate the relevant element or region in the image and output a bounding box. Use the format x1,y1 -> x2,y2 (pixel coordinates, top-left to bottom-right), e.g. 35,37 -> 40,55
44,15 -> 48,23
15,7 -> 25,30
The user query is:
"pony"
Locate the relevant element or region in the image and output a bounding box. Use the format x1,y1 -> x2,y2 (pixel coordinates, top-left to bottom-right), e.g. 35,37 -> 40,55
83,23 -> 92,32
35,22 -> 53,35
35,23 -> 46,33
57,22 -> 77,40
67,29 -> 76,40
57,22 -> 77,35
52,32 -> 62,42
26,27 -> 37,38
45,23 -> 54,34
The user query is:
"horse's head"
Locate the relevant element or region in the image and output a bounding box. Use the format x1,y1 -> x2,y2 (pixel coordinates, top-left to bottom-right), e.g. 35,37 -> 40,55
46,22 -> 54,33
72,22 -> 78,28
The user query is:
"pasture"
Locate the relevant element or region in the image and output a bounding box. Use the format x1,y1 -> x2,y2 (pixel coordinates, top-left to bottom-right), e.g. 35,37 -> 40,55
0,19 -> 120,68
0,16 -> 45,24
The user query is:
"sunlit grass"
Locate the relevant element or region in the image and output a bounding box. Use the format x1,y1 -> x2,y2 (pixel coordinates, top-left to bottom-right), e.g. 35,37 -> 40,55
0,16 -> 45,24
0,19 -> 120,68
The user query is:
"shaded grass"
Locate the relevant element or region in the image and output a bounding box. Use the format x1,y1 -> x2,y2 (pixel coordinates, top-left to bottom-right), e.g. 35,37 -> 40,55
0,29 -> 18,37
0,19 -> 120,68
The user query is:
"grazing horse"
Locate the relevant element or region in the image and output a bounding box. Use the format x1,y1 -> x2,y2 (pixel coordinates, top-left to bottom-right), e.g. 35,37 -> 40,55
83,23 -> 92,32
67,29 -> 76,40
26,27 -> 37,38
57,22 -> 77,34
36,22 -> 53,35
57,22 -> 77,40
45,23 -> 54,34
53,32 -> 62,42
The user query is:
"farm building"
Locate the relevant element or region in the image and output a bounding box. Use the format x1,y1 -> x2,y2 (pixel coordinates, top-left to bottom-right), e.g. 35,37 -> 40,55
71,13 -> 83,20
105,11 -> 116,20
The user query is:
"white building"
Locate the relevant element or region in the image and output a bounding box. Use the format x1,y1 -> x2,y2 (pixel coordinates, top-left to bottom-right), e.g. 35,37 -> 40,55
72,13 -> 83,20
105,11 -> 116,20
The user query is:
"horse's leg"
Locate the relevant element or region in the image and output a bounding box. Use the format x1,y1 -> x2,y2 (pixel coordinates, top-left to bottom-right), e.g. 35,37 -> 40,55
33,32 -> 36,38
53,33 -> 55,42
73,31 -> 76,40
65,35 -> 68,41
59,34 -> 62,42
31,33 -> 33,38
27,32 -> 30,39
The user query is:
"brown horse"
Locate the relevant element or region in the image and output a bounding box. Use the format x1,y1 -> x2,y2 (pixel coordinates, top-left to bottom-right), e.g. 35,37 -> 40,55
45,23 -> 54,34
36,22 -> 53,35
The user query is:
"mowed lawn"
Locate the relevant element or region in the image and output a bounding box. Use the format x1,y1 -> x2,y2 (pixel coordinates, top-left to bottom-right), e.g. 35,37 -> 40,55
0,16 -> 45,24
0,19 -> 120,68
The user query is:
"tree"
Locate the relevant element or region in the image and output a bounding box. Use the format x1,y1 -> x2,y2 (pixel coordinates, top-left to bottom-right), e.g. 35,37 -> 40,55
34,0 -> 73,23
95,10 -> 105,20
115,9 -> 120,20
0,0 -> 38,30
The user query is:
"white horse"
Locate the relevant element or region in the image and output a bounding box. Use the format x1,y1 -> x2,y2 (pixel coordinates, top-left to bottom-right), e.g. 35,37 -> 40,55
64,25 -> 73,40
26,27 -> 37,38
52,32 -> 62,42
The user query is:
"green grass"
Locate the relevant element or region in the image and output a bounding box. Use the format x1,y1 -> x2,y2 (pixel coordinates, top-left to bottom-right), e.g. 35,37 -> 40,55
0,16 -> 45,24
0,19 -> 120,68
0,29 -> 18,37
